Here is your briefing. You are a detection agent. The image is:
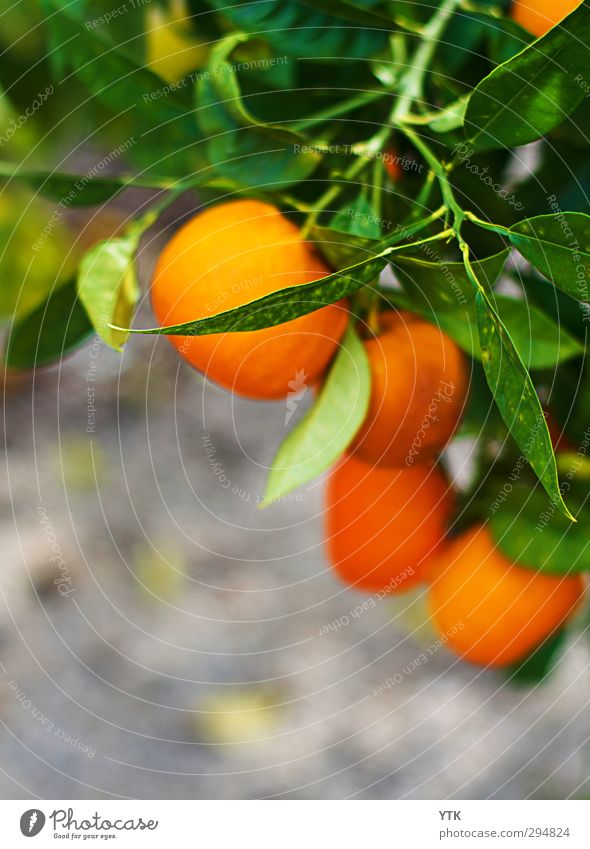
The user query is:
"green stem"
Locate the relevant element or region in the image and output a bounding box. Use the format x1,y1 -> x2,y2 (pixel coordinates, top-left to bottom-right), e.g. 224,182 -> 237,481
400,127 -> 461,219
303,0 -> 460,235
390,0 -> 463,122
398,125 -> 490,294
465,211 -> 512,236
382,204 -> 447,247
412,170 -> 438,216
293,89 -> 388,132
383,228 -> 454,257
301,152 -> 373,237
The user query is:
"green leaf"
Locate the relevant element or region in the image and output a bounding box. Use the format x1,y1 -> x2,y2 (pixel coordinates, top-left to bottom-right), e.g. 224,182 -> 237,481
310,210 -> 448,271
120,232 -> 448,336
45,0 -> 199,177
509,213 -> 590,302
298,0 -> 393,29
428,95 -> 470,133
484,14 -> 532,66
5,279 -> 93,369
46,0 -> 190,118
121,249 -> 392,337
435,295 -> 584,367
200,35 -> 288,135
331,194 -> 382,238
391,248 -> 509,311
310,224 -> 378,270
205,0 -> 388,60
78,237 -> 139,351
196,34 -> 320,189
0,163 -> 174,207
506,628 -> 566,684
475,290 -> 573,520
263,325 -> 370,503
489,483 -> 590,575
464,0 -> 590,151
116,234 -> 450,337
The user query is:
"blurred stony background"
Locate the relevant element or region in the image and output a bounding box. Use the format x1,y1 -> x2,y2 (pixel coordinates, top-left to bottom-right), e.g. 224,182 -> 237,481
1,201 -> 590,800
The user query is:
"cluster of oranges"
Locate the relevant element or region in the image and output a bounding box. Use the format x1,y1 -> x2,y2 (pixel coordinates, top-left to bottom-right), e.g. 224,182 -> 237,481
152,200 -> 585,670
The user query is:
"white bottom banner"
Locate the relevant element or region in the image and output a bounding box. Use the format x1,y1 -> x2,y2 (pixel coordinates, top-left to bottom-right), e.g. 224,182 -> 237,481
0,800 -> 588,848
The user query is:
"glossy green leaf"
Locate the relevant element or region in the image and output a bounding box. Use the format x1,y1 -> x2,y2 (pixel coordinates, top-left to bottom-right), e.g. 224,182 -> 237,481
428,95 -> 470,133
476,290 -> 573,519
436,295 -> 584,367
509,213 -> 590,302
116,234 -> 449,336
196,35 -> 319,189
310,225 -> 378,270
263,325 -> 370,503
310,210 -> 447,271
331,194 -> 382,239
5,279 -> 93,368
78,237 -> 139,351
201,35 -> 292,136
490,483 -> 590,574
391,249 -> 508,311
464,0 -> 590,151
484,15 -> 532,66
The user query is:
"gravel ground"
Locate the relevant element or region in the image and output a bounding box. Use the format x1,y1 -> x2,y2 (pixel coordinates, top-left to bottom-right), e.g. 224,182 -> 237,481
1,209 -> 589,800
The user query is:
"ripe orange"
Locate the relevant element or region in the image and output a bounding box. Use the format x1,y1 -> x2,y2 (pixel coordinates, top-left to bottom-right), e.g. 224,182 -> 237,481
428,525 -> 585,667
151,200 -> 348,399
326,454 -> 454,593
351,311 -> 468,467
511,0 -> 581,38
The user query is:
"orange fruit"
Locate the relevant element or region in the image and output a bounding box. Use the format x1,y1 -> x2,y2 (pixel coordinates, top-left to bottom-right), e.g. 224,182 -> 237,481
351,311 -> 468,467
151,200 -> 348,399
428,525 -> 585,667
511,0 -> 581,38
326,454 -> 454,593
